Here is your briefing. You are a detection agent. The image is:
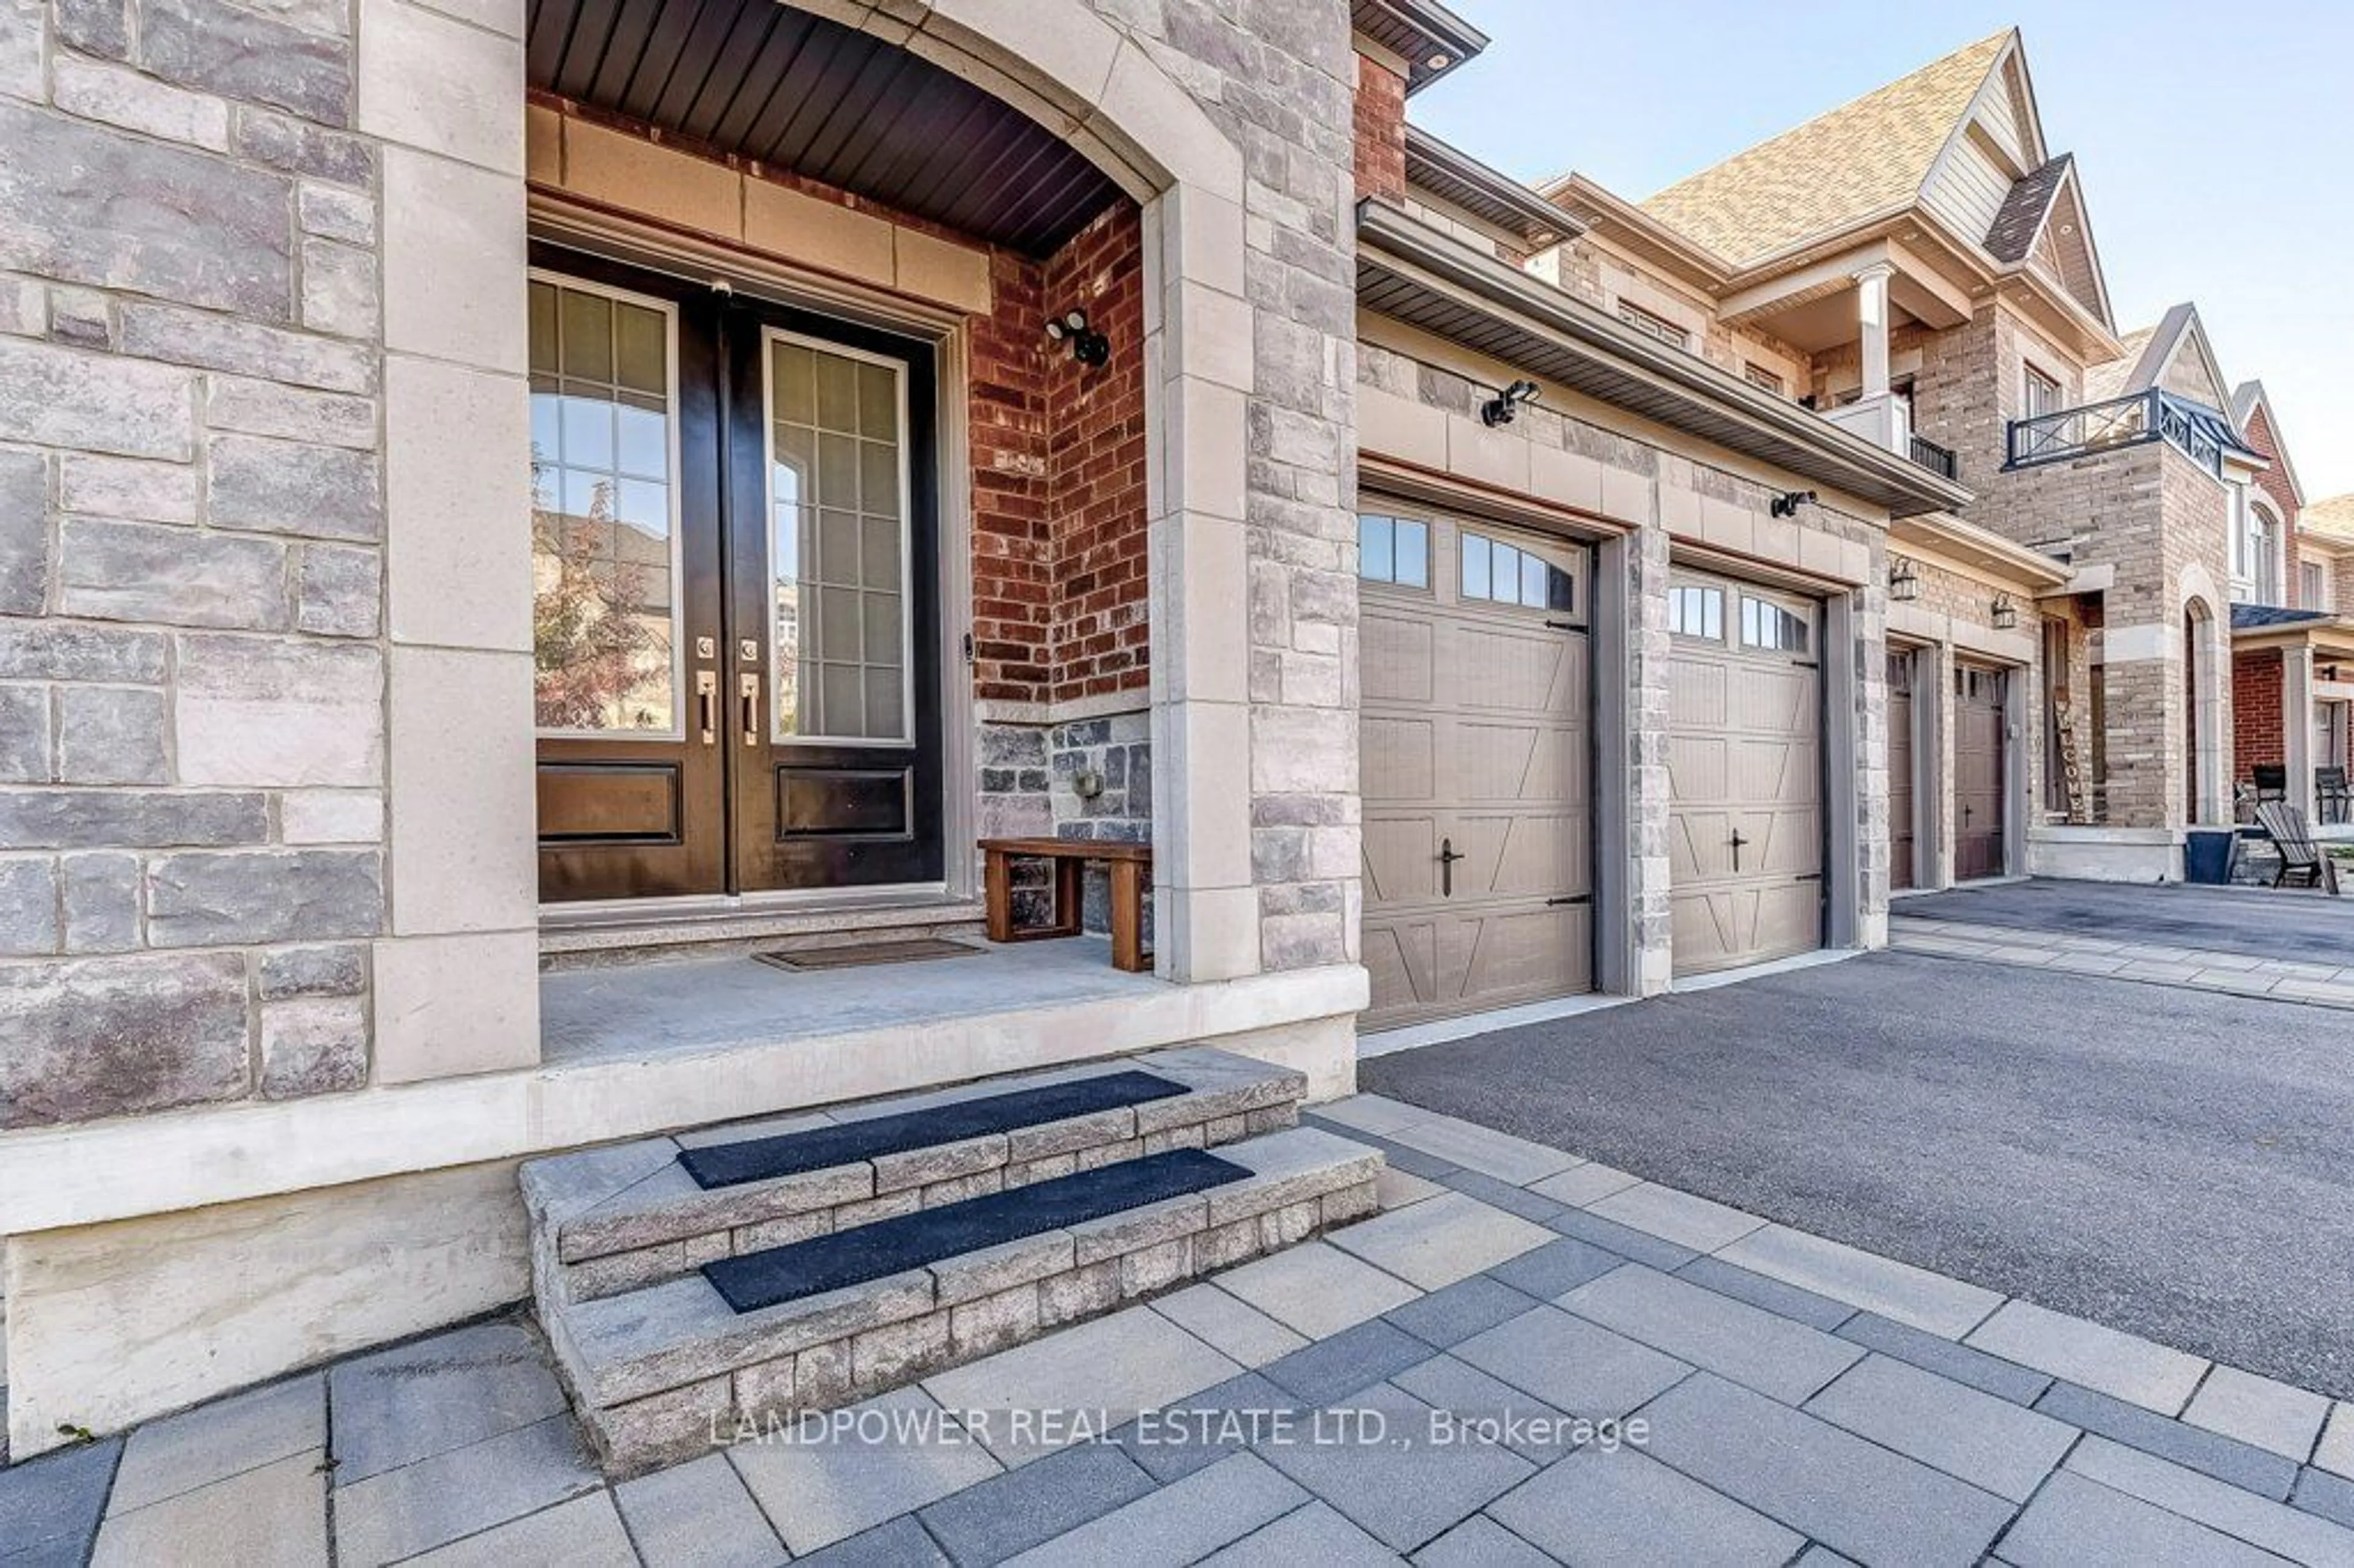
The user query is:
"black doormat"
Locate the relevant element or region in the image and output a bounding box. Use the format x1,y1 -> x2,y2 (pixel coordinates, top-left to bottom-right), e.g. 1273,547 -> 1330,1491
676,1068 -> 1190,1190
704,1147 -> 1249,1312
753,939 -> 980,972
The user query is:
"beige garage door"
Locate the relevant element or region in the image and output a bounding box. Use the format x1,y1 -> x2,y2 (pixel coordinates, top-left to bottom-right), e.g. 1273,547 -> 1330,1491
1358,510 -> 1592,1030
1666,572 -> 1823,975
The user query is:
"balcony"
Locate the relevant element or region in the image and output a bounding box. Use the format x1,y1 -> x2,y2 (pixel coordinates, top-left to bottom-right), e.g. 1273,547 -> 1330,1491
2006,389 -> 2247,478
1908,431 -> 1959,482
1821,390 -> 1959,482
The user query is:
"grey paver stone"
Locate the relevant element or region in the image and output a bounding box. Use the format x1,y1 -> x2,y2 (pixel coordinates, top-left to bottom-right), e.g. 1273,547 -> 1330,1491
91,1449 -> 326,1568
2065,1436 -> 2354,1566
107,1372 -> 323,1513
1804,1353 -> 2076,1503
1151,1284 -> 1308,1368
1527,1161 -> 1641,1207
612,1452 -> 787,1568
916,1440 -> 1155,1566
2298,1467 -> 2354,1531
1407,1514 -> 1554,1567
2034,1380 -> 2298,1499
1254,1382 -> 1533,1554
1375,1116 -> 1578,1186
1374,1167 -> 1442,1209
1322,1192 -> 1552,1290
331,1414 -> 601,1567
1560,1263 -> 1862,1405
1967,1300 -> 2208,1414
1004,1453 -> 1306,1568
922,1307 -> 1240,1466
1382,1274 -> 1542,1350
1111,1372 -> 1295,1483
1482,1235 -> 1620,1302
791,1515 -> 952,1567
1639,1373 -> 2014,1567
727,1388 -> 998,1554
1715,1225 -> 2002,1338
2323,1404 -> 2354,1479
1308,1096 -> 1436,1137
1835,1312 -> 2052,1405
2183,1363 -> 2333,1462
1996,1471 -> 2281,1568
1674,1256 -> 1858,1331
1429,1169 -> 1566,1224
327,1322 -> 571,1483
1388,1355 -> 1582,1464
1586,1182 -> 1766,1252
1200,1500 -> 1403,1566
1210,1243 -> 1422,1340
1452,1305 -> 1689,1418
1259,1320 -> 1432,1407
0,1437 -> 121,1565
403,1493 -> 638,1567
1487,1447 -> 1804,1567
1541,1206 -> 1699,1271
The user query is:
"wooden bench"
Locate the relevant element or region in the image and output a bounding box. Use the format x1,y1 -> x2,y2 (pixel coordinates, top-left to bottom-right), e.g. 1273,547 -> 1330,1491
979,837 -> 1152,972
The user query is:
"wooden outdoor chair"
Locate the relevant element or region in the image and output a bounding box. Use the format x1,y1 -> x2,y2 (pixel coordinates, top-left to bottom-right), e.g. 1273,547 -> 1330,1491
2254,802 -> 2341,895
2317,766 -> 2351,826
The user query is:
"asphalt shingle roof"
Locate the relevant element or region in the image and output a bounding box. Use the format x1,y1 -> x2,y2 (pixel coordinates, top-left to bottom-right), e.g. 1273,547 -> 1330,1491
1983,154 -> 2073,264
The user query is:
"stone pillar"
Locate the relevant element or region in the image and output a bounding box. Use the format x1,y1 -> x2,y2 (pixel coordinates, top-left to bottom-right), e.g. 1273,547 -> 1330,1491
362,0 -> 541,1079
2284,642 -> 2316,819
1854,264 -> 1894,401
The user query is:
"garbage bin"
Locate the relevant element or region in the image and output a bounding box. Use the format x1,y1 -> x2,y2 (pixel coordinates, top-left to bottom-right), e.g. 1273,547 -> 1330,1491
2184,828 -> 2236,885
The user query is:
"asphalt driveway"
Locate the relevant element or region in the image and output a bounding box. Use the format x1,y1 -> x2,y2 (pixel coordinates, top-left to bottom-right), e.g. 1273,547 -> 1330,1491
1360,950 -> 2354,1399
1897,877 -> 2354,964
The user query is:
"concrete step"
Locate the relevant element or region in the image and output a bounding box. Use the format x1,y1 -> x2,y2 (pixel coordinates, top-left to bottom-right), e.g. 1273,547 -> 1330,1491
538,899 -> 988,972
540,1123 -> 1382,1477
520,1047 -> 1308,1306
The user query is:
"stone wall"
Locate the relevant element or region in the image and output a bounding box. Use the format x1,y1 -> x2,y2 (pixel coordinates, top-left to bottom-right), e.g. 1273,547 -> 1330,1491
1,0 -> 393,1127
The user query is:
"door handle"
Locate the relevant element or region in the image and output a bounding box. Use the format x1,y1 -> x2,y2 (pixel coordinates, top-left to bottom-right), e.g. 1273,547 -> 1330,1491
1729,828 -> 1750,873
1438,837 -> 1465,897
739,672 -> 760,746
695,670 -> 717,745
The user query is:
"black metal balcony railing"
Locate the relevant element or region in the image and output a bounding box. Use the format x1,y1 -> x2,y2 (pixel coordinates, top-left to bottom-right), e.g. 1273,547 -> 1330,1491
2005,389 -> 2231,477
1906,431 -> 1959,481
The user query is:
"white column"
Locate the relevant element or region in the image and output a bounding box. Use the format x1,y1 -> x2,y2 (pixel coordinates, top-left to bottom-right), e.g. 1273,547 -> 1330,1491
1854,263 -> 1895,400
2285,643 -> 2317,819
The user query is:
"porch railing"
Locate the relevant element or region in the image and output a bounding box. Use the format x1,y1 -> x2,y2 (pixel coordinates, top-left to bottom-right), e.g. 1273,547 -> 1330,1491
1906,431 -> 1959,481
2005,389 -> 2228,477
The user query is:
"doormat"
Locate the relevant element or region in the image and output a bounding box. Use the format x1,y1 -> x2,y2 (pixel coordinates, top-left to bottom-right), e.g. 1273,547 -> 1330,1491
753,938 -> 981,972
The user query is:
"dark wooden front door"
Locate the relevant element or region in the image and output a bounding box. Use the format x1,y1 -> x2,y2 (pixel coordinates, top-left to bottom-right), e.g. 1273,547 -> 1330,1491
531,247 -> 943,902
1887,647 -> 1916,892
1956,663 -> 2007,881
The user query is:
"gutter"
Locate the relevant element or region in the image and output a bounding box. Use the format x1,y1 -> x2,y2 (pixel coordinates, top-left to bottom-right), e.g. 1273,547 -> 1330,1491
1356,200 -> 1974,519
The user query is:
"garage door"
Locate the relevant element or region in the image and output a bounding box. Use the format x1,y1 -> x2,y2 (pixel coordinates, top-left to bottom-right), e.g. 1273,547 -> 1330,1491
1889,647 -> 1916,892
1358,510 -> 1592,1030
1666,572 -> 1823,975
1956,663 -> 2007,880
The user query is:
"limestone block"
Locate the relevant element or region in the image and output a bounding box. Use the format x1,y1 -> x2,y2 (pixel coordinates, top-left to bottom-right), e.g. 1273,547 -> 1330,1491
118,300 -> 373,395
0,102 -> 291,320
57,454 -> 199,525
371,927 -> 538,1083
60,853 -> 139,953
0,788 -> 266,848
258,942 -> 368,998
0,337 -> 197,460
384,354 -> 531,651
297,182 -> 376,245
299,237 -> 381,338
147,848 -> 384,946
0,683 -> 45,782
742,179 -> 893,282
55,685 -> 168,784
0,855 -> 58,954
259,995 -> 369,1098
173,633 -> 383,786
0,450 -> 44,609
356,0 -> 522,173
51,52 -> 229,148
234,108 -> 373,187
139,0 -> 351,124
387,645 -> 536,934
59,519 -> 289,630
281,788 -> 383,843
0,951 -> 248,1128
208,433 -> 383,541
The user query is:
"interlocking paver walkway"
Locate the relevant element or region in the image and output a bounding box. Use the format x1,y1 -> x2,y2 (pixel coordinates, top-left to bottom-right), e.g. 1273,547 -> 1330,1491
9,1095 -> 2354,1566
1892,914 -> 2354,1008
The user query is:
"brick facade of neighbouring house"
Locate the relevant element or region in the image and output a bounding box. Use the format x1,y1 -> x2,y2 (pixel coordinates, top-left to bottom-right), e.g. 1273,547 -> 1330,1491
2233,646 -> 2284,781
2238,400 -> 2302,603
1352,53 -> 1406,203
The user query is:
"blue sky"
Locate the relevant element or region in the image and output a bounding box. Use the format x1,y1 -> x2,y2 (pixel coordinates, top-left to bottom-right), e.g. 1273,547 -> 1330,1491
1408,1 -> 2354,497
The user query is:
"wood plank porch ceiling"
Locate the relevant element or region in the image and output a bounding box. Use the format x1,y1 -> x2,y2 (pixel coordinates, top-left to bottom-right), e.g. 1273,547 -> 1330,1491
526,0 -> 1126,256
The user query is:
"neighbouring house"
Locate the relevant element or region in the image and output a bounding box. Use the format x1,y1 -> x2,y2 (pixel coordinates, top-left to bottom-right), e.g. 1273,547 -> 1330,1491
0,0 -> 2317,1460
2227,392 -> 2354,819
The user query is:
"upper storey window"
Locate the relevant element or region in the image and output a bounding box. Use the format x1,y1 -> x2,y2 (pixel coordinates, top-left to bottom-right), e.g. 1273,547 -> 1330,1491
1743,362 -> 1785,396
1617,299 -> 1691,352
2022,363 -> 2060,421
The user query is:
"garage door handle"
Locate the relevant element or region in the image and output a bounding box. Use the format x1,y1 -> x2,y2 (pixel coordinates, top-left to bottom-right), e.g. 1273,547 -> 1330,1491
1438,838 -> 1465,897
1729,829 -> 1750,873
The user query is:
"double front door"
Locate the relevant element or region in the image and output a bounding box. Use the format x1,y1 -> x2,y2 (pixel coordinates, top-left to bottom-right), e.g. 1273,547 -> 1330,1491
530,247 -> 944,902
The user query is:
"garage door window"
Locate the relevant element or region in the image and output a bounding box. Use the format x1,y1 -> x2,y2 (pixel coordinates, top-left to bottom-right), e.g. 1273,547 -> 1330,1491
1358,513 -> 1430,588
1461,531 -> 1573,611
1740,595 -> 1810,654
1669,584 -> 1723,640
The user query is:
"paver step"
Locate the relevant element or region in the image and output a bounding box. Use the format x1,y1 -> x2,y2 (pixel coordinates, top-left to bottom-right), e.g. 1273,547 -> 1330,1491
541,1123 -> 1384,1477
520,1047 -> 1307,1306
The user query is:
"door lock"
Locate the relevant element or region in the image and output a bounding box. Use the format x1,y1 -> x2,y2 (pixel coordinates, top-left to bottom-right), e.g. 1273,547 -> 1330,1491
1438,837 -> 1466,897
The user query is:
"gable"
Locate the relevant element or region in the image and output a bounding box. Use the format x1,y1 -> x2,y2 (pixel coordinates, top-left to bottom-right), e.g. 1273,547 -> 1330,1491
2154,316 -> 2229,408
2028,177 -> 2106,322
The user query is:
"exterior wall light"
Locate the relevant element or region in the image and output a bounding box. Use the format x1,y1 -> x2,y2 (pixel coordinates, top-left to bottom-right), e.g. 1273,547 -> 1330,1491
1481,379 -> 1541,427
1045,309 -> 1110,367
1769,489 -> 1817,518
1991,593 -> 2019,630
1888,556 -> 1922,602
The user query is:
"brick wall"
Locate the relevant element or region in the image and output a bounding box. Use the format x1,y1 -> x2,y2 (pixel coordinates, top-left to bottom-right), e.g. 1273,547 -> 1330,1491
2234,647 -> 2284,780
2239,401 -> 2301,603
1352,52 -> 1405,202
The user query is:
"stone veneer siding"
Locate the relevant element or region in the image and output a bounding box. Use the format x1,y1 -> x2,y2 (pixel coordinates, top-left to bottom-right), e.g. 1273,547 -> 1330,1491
1,0 -> 393,1127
